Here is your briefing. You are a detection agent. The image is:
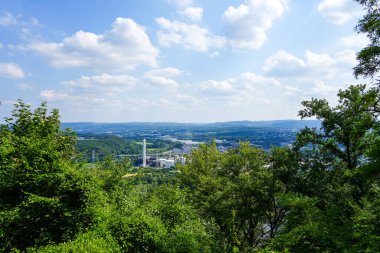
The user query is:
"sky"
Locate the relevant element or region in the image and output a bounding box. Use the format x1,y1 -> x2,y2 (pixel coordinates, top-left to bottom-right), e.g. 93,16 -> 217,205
0,0 -> 371,122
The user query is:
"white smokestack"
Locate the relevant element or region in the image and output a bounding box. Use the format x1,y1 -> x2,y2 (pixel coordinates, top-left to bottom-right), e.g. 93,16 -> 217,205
143,138 -> 146,167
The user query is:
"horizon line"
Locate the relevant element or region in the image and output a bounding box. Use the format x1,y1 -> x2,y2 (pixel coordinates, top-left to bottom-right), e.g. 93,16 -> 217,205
61,119 -> 319,124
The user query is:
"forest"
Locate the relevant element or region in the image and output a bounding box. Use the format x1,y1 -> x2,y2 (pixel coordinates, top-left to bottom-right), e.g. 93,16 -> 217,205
0,0 -> 380,252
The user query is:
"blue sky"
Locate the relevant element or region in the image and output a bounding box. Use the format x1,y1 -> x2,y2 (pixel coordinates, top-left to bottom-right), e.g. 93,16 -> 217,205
0,0 -> 369,122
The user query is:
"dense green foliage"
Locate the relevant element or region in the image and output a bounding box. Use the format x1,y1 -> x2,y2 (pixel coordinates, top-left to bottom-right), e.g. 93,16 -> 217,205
0,101 -> 217,252
178,143 -> 282,251
0,101 -> 99,251
0,89 -> 379,252
0,85 -> 378,252
267,85 -> 380,252
176,85 -> 379,252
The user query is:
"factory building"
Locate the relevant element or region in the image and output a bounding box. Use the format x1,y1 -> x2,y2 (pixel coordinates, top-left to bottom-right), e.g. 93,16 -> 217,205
158,158 -> 175,168
139,138 -> 186,168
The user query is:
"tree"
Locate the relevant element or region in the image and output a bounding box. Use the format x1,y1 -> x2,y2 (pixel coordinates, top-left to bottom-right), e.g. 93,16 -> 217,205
296,84 -> 378,170
178,142 -> 286,251
107,183 -> 219,253
0,101 -> 98,251
354,0 -> 380,80
295,84 -> 379,209
269,84 -> 380,252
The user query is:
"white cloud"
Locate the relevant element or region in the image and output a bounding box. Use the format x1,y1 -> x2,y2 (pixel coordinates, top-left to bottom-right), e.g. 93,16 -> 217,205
146,67 -> 182,77
263,49 -> 357,77
305,50 -> 335,69
0,12 -> 18,26
28,18 -> 158,70
196,72 -> 298,111
145,76 -> 178,88
261,49 -> 359,104
199,79 -> 237,94
239,71 -> 300,99
340,33 -> 369,49
0,62 -> 25,78
40,89 -> 123,108
144,67 -> 182,88
198,72 -> 284,99
179,6 -> 204,21
223,0 -> 288,49
240,71 -> 282,88
156,17 -> 226,52
263,50 -> 306,75
63,73 -> 137,94
40,90 -> 69,101
305,50 -> 357,74
318,0 -> 363,25
334,50 -> 357,66
311,80 -> 342,97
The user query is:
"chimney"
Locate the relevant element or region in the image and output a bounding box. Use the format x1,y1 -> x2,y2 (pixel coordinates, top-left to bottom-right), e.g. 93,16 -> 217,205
143,138 -> 147,167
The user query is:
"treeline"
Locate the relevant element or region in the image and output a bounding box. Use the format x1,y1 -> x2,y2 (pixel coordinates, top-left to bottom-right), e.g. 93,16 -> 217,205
76,135 -> 141,161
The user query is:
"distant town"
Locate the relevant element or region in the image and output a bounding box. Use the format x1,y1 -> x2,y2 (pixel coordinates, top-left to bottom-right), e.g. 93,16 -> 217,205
65,120 -> 321,167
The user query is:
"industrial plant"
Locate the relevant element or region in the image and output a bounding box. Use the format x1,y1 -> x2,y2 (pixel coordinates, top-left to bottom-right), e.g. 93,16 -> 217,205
140,138 -> 186,168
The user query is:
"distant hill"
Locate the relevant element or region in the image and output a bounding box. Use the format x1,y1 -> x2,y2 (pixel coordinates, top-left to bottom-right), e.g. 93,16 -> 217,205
210,120 -> 321,129
62,120 -> 320,133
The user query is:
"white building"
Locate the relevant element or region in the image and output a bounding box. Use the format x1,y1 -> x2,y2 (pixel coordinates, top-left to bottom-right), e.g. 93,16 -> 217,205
159,158 -> 175,168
